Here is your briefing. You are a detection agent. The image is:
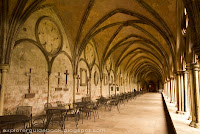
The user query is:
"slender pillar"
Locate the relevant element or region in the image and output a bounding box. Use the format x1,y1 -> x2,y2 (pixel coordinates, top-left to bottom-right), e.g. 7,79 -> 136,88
100,79 -> 103,96
170,78 -> 174,103
176,71 -> 186,114
189,63 -> 200,128
47,71 -> 51,104
186,64 -> 192,119
176,72 -> 182,113
184,71 -> 188,112
167,80 -> 171,99
164,81 -> 167,96
0,64 -> 9,116
165,82 -> 167,96
115,84 -> 117,96
73,74 -> 76,103
180,73 -> 185,112
174,78 -> 177,104
89,76 -> 91,100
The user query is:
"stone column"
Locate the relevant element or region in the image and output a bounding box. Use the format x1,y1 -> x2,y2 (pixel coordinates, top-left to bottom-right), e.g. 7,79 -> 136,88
173,78 -> 176,103
189,63 -> 200,128
47,71 -> 51,104
164,81 -> 167,96
168,80 -> 171,99
174,78 -> 177,104
100,79 -> 103,96
170,78 -> 174,103
88,76 -> 92,100
180,73 -> 185,112
0,64 -> 9,116
165,82 -> 167,96
184,71 -> 188,112
115,84 -> 117,96
176,71 -> 186,114
186,64 -> 192,119
73,74 -> 76,103
176,71 -> 182,113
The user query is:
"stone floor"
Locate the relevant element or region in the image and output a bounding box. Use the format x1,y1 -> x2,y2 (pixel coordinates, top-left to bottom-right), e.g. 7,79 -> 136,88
164,95 -> 200,134
41,93 -> 168,134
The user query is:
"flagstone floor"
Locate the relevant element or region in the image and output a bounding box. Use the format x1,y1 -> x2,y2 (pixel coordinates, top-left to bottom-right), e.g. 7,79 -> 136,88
42,93 -> 168,134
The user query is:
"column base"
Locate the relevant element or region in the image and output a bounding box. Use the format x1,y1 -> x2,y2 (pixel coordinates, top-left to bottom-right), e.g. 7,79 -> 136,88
189,121 -> 200,128
188,116 -> 192,120
176,111 -> 186,115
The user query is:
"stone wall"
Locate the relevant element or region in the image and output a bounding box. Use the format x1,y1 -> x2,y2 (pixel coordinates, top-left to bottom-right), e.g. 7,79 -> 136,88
3,5 -> 138,116
4,6 -> 73,116
5,42 -> 48,115
50,53 -> 73,105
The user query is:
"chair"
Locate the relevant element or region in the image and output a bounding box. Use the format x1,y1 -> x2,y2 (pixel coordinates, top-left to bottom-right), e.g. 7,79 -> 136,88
44,102 -> 64,128
107,99 -> 120,113
28,116 -> 47,134
79,102 -> 95,124
92,102 -> 100,119
65,108 -> 78,128
44,103 -> 52,111
16,106 -> 32,128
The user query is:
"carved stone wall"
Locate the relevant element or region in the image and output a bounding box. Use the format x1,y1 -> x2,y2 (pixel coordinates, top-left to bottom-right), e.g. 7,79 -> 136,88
2,4 -> 138,116
3,6 -> 72,116
5,42 -> 48,115
50,53 -> 73,105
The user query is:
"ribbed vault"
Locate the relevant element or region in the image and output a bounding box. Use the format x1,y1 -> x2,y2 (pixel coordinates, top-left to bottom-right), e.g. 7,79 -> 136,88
46,0 -> 176,86
2,0 -> 178,89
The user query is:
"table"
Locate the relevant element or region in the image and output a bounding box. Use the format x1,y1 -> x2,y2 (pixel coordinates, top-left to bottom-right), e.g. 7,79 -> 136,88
73,102 -> 88,109
45,107 -> 67,130
0,115 -> 30,131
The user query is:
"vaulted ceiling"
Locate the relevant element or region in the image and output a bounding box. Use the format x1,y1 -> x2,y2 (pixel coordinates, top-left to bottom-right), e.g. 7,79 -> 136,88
47,0 -> 176,83
4,0 -> 177,84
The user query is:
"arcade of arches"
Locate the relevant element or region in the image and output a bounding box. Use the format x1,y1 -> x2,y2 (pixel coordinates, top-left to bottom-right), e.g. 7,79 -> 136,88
0,0 -> 200,130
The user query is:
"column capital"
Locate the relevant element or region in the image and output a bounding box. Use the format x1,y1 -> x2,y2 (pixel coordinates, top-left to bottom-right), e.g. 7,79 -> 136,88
0,64 -> 9,71
167,79 -> 171,82
175,70 -> 185,75
170,77 -> 175,80
193,44 -> 200,57
191,63 -> 199,70
186,63 -> 200,71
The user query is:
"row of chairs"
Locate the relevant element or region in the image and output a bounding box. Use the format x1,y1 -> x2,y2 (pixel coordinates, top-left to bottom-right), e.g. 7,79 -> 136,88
2,91 -> 146,133
97,91 -> 146,113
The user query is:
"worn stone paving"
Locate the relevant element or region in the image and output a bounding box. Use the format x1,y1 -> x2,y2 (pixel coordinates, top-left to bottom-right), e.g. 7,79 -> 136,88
38,93 -> 168,134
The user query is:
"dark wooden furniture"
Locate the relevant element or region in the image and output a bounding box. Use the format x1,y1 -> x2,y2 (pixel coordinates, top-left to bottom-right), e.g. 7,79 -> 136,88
0,115 -> 30,133
45,107 -> 67,130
